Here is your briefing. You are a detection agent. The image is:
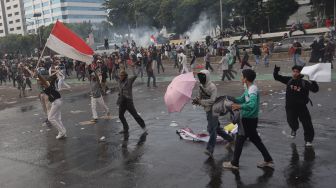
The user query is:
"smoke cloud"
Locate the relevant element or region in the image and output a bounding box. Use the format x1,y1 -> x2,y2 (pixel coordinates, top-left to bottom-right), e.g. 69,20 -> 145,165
184,13 -> 212,43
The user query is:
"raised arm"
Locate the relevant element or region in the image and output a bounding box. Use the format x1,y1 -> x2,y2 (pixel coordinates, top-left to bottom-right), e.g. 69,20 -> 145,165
273,65 -> 291,85
129,75 -> 137,84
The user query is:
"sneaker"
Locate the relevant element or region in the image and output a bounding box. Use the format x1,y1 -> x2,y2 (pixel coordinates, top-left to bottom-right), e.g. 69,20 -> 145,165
305,142 -> 313,147
290,130 -> 296,139
257,161 -> 274,169
90,119 -> 98,123
56,133 -> 67,139
204,150 -> 213,158
223,161 -> 239,170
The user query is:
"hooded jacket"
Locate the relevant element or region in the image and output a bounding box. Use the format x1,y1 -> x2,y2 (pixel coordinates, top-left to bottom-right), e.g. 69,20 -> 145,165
198,70 -> 217,112
273,69 -> 319,107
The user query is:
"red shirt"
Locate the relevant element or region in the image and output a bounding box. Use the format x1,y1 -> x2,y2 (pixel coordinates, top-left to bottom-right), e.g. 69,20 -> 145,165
326,19 -> 332,28
107,59 -> 113,69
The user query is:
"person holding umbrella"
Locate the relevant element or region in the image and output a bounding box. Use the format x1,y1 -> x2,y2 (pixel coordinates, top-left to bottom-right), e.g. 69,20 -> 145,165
193,70 -> 234,158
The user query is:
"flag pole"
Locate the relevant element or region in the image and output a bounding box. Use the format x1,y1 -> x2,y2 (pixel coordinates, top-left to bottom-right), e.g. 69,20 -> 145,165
36,20 -> 59,69
36,42 -> 47,69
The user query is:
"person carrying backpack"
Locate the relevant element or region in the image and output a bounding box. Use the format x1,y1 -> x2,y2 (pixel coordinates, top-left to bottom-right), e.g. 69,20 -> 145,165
273,65 -> 319,147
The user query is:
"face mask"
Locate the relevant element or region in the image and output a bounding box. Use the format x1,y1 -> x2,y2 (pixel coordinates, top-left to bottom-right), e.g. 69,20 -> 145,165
198,73 -> 207,85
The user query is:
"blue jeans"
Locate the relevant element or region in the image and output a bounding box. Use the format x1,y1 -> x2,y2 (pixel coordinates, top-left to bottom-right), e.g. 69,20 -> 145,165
206,111 -> 233,153
255,55 -> 260,65
264,55 -> 269,66
293,54 -> 305,66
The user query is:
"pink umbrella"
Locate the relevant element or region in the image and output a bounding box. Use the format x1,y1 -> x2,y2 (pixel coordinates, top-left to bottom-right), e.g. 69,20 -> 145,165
164,72 -> 197,112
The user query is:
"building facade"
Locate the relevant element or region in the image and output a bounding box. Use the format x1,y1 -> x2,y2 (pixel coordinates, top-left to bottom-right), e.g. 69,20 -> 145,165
23,0 -> 107,34
0,0 -> 26,37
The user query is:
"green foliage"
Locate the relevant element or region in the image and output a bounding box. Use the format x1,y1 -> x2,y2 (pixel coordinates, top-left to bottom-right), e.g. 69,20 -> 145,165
0,22 -> 93,56
104,0 -> 299,34
0,34 -> 38,56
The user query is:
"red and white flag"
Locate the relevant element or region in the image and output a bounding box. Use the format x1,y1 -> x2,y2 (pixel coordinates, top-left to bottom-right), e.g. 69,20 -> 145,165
46,21 -> 94,64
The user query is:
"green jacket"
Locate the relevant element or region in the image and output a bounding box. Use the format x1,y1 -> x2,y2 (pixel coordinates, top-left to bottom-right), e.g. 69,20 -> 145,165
235,84 -> 259,118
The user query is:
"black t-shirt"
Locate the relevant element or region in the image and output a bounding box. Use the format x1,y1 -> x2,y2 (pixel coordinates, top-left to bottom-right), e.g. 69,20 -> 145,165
44,85 -> 61,103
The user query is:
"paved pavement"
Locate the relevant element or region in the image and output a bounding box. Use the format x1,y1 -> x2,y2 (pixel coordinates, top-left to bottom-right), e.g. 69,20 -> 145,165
0,59 -> 335,188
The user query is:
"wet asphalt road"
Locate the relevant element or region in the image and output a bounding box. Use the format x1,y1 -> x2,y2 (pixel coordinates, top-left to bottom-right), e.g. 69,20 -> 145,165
0,68 -> 336,187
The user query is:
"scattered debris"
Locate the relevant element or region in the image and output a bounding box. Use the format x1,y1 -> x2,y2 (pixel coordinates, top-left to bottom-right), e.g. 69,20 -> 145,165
70,110 -> 85,114
169,121 -> 179,127
99,136 -> 106,142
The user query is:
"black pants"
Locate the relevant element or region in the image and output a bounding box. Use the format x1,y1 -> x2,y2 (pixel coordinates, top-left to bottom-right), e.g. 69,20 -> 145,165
231,118 -> 273,166
119,99 -> 146,132
221,70 -> 232,81
147,72 -> 156,87
12,75 -> 16,87
228,65 -> 236,79
205,61 -> 214,71
108,68 -> 112,80
286,105 -> 314,142
26,78 -> 32,89
174,59 -> 179,69
157,62 -> 165,74
240,61 -> 252,69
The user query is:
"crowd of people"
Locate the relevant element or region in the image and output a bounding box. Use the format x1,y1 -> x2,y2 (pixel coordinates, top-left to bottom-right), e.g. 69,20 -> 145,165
0,32 -> 333,171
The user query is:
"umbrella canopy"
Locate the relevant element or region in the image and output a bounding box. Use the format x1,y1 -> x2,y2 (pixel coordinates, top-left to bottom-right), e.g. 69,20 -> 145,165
164,72 -> 197,112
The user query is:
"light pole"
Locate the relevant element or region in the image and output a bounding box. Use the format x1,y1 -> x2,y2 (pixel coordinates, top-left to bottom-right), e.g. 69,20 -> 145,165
33,12 -> 42,48
267,15 -> 270,33
334,0 -> 336,28
220,0 -> 223,31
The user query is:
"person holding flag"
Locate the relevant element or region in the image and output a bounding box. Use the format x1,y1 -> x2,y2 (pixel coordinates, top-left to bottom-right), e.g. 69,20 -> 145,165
37,73 -> 67,139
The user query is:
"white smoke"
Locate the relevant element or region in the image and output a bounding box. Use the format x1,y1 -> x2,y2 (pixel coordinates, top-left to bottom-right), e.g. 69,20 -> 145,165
184,13 -> 212,43
130,27 -> 159,47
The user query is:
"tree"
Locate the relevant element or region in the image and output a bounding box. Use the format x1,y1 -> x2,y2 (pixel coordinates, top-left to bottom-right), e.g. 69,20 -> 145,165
104,0 -> 298,34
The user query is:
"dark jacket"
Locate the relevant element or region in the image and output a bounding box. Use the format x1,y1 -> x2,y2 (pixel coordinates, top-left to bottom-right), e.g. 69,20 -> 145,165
118,76 -> 137,100
273,70 -> 319,107
252,46 -> 261,56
